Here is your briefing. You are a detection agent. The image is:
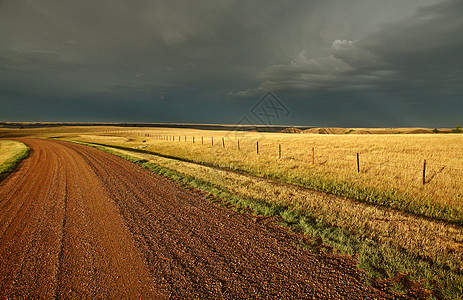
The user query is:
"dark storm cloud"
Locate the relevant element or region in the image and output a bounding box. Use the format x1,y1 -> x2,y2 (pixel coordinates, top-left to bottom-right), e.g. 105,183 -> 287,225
0,0 -> 461,126
253,0 -> 463,97
1,0 -> 290,97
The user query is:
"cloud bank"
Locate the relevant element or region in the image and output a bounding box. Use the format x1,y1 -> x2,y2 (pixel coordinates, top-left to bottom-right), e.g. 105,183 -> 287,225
255,0 -> 463,96
0,0 -> 461,126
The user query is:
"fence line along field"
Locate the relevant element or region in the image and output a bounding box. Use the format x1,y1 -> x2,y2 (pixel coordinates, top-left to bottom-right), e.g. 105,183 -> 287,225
96,129 -> 463,223
3,125 -> 461,223
81,139 -> 463,299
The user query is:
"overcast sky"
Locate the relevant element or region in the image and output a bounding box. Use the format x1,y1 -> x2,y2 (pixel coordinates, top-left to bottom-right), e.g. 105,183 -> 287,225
1,0 -> 462,127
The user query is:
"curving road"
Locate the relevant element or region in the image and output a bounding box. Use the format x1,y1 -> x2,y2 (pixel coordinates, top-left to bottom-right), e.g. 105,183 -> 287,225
0,139 -> 401,299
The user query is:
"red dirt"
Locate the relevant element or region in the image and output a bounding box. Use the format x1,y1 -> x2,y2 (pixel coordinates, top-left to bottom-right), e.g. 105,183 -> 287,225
0,138 -> 404,299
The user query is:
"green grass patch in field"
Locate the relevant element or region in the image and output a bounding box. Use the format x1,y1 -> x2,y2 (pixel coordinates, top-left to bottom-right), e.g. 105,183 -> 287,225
0,140 -> 29,180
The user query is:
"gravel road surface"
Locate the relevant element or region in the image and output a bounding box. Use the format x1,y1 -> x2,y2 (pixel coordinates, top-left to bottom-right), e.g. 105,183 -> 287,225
0,139 -> 401,299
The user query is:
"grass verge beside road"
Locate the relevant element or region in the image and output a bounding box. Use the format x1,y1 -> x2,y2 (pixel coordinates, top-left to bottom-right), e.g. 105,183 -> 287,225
73,140 -> 463,300
0,140 -> 29,181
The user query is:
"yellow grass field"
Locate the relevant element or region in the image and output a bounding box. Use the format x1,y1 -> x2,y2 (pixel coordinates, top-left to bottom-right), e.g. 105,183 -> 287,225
87,142 -> 463,273
140,130 -> 462,210
2,125 -> 462,222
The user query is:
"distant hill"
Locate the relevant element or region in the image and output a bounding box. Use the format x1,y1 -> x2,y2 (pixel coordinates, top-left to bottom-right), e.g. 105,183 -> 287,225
0,122 -> 314,132
280,128 -> 303,133
296,127 -> 453,134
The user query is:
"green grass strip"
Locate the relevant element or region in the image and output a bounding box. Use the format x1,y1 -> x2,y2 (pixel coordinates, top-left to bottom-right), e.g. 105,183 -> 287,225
0,141 -> 29,181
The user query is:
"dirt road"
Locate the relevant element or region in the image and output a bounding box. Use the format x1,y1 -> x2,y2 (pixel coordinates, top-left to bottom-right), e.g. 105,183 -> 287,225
0,139 -> 401,299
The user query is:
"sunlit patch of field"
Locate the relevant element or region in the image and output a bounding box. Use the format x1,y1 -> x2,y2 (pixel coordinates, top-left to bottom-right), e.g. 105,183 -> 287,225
0,140 -> 29,176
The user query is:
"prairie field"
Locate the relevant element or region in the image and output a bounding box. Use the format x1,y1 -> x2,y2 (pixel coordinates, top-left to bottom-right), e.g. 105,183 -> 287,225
3,126 -> 462,221
2,125 -> 463,298
141,130 -> 463,214
2,126 -> 462,222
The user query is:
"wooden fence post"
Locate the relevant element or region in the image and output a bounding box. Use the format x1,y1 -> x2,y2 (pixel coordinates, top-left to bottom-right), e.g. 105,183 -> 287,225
279,144 -> 281,159
212,137 -> 214,146
193,136 -> 195,143
257,141 -> 259,154
312,148 -> 315,165
357,153 -> 360,173
185,135 -> 186,142
202,136 -> 204,144
238,139 -> 240,151
423,160 -> 426,185
222,137 -> 225,148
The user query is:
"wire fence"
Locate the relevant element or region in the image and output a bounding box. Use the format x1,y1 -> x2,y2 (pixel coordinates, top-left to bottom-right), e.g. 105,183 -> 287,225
138,133 -> 462,186
93,130 -> 463,190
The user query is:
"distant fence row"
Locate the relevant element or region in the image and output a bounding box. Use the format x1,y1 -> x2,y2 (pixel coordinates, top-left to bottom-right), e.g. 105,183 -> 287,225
128,133 -> 463,187
94,130 -> 462,187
